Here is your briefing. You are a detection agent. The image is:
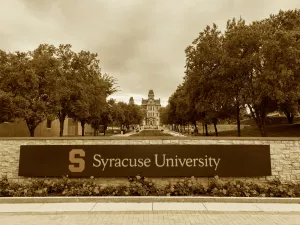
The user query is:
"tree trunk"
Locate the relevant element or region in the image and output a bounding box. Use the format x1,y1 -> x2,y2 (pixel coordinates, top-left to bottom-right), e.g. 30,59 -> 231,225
81,121 -> 85,136
103,125 -> 107,136
25,119 -> 37,137
281,107 -> 294,124
247,104 -> 268,137
284,111 -> 294,124
236,101 -> 241,137
205,123 -> 208,136
58,112 -> 66,137
258,124 -> 267,137
288,114 -> 294,124
213,120 -> 218,136
29,127 -> 35,137
193,121 -> 198,135
94,128 -> 96,136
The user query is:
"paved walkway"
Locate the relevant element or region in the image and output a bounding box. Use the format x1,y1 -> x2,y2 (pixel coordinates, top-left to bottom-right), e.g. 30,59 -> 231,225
1,211 -> 299,225
1,202 -> 300,213
1,203 -> 300,224
112,131 -> 136,137
163,130 -> 186,137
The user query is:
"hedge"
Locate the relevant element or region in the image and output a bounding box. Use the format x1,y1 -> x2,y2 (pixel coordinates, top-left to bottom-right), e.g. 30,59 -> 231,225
1,176 -> 300,197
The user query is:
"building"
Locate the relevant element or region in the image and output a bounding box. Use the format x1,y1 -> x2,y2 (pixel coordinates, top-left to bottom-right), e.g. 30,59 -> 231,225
0,118 -> 94,137
141,90 -> 161,127
129,96 -> 134,104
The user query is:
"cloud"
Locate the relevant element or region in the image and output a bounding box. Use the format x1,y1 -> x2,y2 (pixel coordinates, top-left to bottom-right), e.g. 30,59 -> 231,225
1,0 -> 300,104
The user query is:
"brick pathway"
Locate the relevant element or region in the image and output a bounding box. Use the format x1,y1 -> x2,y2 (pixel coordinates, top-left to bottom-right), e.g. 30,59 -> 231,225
1,211 -> 300,225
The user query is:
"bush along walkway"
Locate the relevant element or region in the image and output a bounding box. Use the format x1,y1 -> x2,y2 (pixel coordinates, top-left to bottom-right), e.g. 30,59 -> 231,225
1,176 -> 300,197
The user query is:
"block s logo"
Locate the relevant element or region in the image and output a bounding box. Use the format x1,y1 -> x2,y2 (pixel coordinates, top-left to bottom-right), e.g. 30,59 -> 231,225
69,149 -> 85,172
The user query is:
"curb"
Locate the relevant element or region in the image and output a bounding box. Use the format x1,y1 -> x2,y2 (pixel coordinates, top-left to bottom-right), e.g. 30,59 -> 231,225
1,196 -> 300,204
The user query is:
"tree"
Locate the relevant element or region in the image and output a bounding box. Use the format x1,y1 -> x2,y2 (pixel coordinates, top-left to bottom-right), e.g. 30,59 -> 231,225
88,75 -> 115,136
0,90 -> 16,123
243,16 -> 300,136
159,106 -> 169,125
114,101 -> 145,131
69,50 -> 103,136
99,102 -> 112,136
264,10 -> 300,124
0,44 -> 118,137
184,24 -> 230,136
166,9 -> 300,137
0,48 -> 56,137
222,18 -> 257,136
0,51 -> 16,123
109,99 -> 125,130
52,44 -> 77,137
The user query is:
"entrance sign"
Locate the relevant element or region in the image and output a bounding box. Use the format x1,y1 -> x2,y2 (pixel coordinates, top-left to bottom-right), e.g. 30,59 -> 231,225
18,145 -> 271,177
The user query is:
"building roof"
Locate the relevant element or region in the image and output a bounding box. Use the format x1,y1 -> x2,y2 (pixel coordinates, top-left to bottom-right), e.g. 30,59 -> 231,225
148,90 -> 154,95
141,99 -> 147,105
141,98 -> 161,106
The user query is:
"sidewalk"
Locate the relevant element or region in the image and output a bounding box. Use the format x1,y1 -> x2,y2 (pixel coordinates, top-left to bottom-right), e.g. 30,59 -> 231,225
163,129 -> 186,137
0,202 -> 300,213
1,211 -> 300,225
112,131 -> 136,137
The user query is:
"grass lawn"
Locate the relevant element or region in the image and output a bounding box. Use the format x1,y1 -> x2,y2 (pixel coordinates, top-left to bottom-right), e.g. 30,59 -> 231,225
131,130 -> 173,136
202,124 -> 300,137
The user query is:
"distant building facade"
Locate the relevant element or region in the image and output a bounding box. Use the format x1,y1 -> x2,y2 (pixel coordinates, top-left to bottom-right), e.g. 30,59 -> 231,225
141,90 -> 161,126
129,96 -> 134,105
0,118 -> 94,137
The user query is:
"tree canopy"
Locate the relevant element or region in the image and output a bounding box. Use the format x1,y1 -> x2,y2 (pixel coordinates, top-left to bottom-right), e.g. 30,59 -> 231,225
164,9 -> 300,137
0,44 -> 118,136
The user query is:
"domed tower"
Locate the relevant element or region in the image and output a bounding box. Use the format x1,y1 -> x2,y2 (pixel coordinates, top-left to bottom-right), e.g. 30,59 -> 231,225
148,90 -> 154,100
129,97 -> 134,105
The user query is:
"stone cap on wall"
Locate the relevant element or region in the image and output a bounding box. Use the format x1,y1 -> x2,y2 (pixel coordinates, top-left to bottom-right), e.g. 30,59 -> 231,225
0,136 -> 299,141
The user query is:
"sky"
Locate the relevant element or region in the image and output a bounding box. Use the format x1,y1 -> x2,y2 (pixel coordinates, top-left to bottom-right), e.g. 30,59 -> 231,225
1,0 -> 300,106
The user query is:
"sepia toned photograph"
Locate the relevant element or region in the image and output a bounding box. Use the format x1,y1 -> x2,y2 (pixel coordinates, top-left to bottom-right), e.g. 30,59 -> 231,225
0,0 -> 300,224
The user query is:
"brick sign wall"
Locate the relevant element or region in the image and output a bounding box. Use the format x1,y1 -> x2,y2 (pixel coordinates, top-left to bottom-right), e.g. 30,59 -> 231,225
0,138 -> 299,186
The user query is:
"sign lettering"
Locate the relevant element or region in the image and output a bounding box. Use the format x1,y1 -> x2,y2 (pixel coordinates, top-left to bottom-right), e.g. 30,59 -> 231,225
69,149 -> 85,173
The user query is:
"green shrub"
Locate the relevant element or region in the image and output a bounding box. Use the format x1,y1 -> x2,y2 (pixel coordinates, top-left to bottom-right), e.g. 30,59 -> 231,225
164,177 -> 206,196
0,176 -> 10,197
0,175 -> 299,197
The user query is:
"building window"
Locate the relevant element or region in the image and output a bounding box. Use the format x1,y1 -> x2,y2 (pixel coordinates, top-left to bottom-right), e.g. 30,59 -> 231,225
46,119 -> 52,129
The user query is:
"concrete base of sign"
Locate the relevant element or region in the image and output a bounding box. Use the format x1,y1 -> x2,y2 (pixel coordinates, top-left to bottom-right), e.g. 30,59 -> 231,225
1,196 -> 300,204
